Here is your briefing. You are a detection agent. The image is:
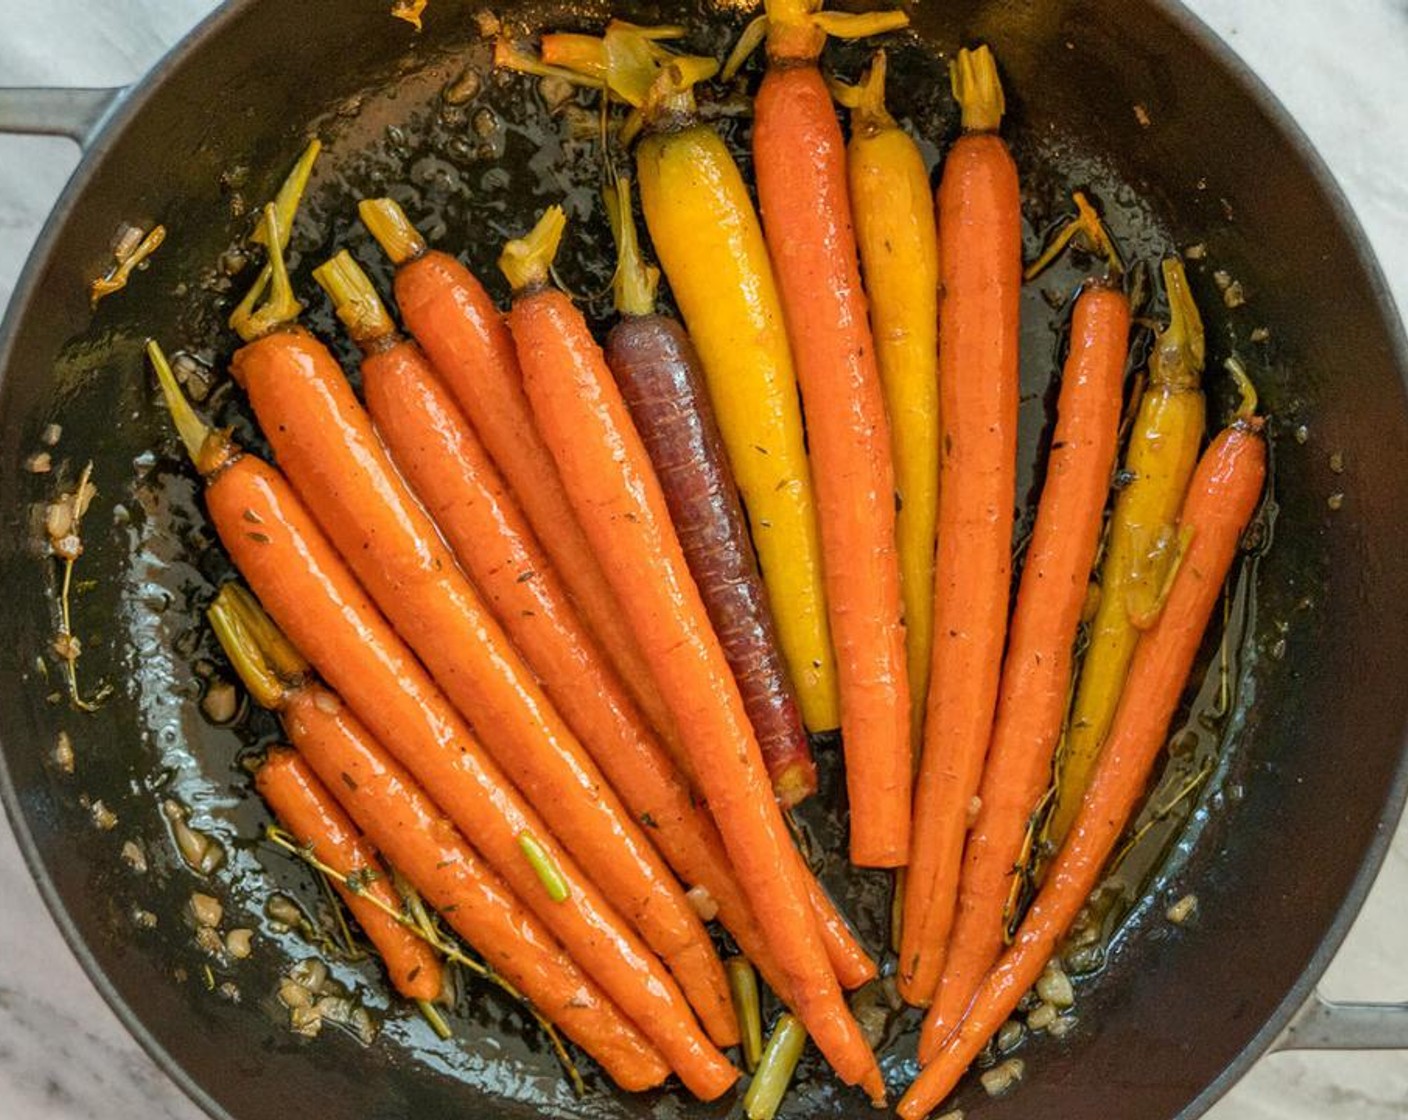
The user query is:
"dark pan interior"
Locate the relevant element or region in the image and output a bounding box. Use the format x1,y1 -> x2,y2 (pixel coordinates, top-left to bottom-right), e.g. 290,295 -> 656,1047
1,1 -> 1407,1118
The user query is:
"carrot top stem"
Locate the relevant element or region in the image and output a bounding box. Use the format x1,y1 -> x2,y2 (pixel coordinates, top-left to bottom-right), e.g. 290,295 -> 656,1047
721,14 -> 769,81
518,830 -> 571,902
229,142 -> 320,336
1150,257 -> 1206,390
207,583 -> 309,709
950,44 -> 1005,132
146,339 -> 232,475
1024,191 -> 1124,281
499,206 -> 567,293
313,250 -> 397,345
758,0 -> 907,63
493,37 -> 595,83
252,139 -> 322,249
1224,356 -> 1260,422
358,197 -> 428,266
509,23 -> 717,127
604,175 -> 660,317
829,50 -> 896,135
231,203 -> 304,342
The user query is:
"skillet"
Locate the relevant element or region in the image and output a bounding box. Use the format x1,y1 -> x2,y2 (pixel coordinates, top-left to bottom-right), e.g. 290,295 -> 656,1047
2,1 -> 1408,1117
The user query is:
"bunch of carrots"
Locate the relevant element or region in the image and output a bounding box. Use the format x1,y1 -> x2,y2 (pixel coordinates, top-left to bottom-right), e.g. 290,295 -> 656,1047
144,6 -> 1267,1117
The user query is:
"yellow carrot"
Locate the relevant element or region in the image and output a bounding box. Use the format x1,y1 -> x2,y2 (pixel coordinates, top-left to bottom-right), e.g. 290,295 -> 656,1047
1047,257 -> 1207,847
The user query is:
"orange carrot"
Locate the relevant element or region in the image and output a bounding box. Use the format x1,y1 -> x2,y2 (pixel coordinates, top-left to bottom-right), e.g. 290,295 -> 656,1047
255,748 -> 444,1003
499,209 -> 883,1102
899,45 -> 1022,1005
899,380 -> 1266,1119
920,282 -> 1128,1061
753,13 -> 911,869
358,198 -> 677,750
147,341 -> 736,1101
230,311 -> 736,1050
311,251 -> 872,1003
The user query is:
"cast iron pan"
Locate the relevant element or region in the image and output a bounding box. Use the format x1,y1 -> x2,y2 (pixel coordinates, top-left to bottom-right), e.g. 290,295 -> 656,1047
2,1 -> 1407,1118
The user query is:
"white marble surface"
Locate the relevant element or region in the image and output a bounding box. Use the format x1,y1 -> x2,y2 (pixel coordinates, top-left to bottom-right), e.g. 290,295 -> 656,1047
1,1 -> 1406,1117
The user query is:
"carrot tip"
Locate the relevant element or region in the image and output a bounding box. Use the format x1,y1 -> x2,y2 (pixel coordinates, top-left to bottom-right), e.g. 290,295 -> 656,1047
772,761 -> 818,808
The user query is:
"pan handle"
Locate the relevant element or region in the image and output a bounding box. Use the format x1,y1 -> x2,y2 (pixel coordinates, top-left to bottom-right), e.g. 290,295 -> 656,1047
1274,990 -> 1408,1051
0,88 -> 123,148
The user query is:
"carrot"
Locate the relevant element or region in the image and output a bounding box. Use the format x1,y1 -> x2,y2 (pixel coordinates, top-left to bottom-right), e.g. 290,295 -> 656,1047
310,252 -> 850,1000
228,230 -> 735,1051
899,45 -> 1023,1005
147,341 -> 736,1101
602,177 -> 815,807
898,372 -> 1265,1119
507,25 -> 841,735
1047,257 -> 1207,847
214,589 -> 671,1091
499,209 -> 883,1102
498,23 -> 875,996
749,0 -> 912,868
254,748 -> 444,1003
355,197 -> 676,750
832,51 -> 941,751
920,276 -> 1129,1062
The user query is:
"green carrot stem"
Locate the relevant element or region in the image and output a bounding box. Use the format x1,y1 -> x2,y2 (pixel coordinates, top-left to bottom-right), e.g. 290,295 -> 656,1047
252,140 -> 322,250
516,831 -> 570,902
951,44 -> 1005,133
498,207 -> 567,293
604,175 -> 660,317
727,956 -> 764,1071
1224,356 -> 1260,422
1024,191 -> 1124,281
743,1014 -> 807,1120
207,583 -> 310,709
146,339 -> 234,476
1151,257 -> 1206,390
418,998 -> 453,1039
359,197 -> 428,266
830,50 -> 896,135
313,250 -> 397,345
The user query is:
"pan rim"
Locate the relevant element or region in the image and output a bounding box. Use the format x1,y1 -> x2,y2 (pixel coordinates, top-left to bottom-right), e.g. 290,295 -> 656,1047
0,2 -> 1406,1119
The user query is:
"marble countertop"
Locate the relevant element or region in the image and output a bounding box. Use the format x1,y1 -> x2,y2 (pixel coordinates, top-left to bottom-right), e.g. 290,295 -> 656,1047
1,2 -> 1406,1117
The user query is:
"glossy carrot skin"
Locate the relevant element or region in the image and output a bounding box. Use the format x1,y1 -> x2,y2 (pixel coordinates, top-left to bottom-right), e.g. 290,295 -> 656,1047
1047,261 -> 1206,846
636,124 -> 839,734
390,252 -> 676,744
272,700 -> 671,1092
753,63 -> 911,867
920,286 -> 1129,1060
845,89 -> 941,749
359,331 -> 854,996
204,453 -> 737,1100
899,418 -> 1265,1119
256,748 -> 444,1003
606,314 -> 816,807
900,130 -> 1023,1005
232,327 -> 737,1051
509,286 -> 883,1101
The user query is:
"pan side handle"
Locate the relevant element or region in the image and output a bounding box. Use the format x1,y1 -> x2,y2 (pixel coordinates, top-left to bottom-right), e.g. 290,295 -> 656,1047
1274,990 -> 1408,1051
0,89 -> 123,148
